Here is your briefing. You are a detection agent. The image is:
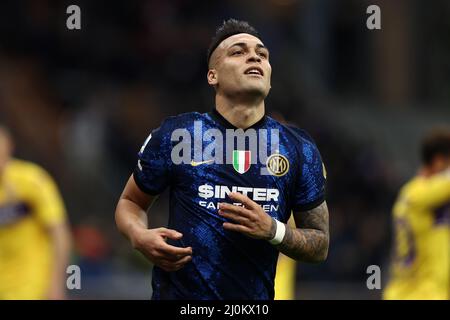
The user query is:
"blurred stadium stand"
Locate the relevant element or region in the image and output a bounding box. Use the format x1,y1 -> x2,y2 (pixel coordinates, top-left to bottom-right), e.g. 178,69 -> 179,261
1,0 -> 449,299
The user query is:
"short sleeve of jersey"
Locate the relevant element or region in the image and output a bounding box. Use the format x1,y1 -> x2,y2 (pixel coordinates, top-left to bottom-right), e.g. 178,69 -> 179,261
24,165 -> 67,227
414,169 -> 450,209
291,135 -> 327,212
133,119 -> 173,195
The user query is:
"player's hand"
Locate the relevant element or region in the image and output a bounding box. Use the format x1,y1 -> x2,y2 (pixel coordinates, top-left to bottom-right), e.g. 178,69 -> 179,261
131,227 -> 193,272
218,192 -> 274,240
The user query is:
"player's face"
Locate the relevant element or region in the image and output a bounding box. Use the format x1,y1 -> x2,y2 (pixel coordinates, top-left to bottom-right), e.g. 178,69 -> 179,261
0,130 -> 12,174
208,33 -> 272,99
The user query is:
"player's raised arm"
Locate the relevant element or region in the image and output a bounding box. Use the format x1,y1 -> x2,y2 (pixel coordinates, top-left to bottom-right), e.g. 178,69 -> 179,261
115,175 -> 193,272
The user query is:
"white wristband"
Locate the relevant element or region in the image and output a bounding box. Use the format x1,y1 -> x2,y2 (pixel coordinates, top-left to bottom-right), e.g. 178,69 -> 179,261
268,219 -> 286,245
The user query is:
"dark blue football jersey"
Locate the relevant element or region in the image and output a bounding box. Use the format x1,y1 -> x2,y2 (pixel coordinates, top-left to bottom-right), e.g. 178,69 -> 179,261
133,108 -> 326,300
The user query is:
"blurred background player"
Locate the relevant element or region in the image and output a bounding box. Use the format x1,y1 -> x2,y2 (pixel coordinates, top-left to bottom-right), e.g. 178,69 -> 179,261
274,216 -> 297,300
0,125 -> 71,300
383,128 -> 450,300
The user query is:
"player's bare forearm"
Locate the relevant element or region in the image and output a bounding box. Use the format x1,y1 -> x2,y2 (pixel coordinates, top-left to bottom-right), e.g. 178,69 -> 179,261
115,175 -> 155,245
115,176 -> 193,272
115,196 -> 149,243
275,202 -> 329,263
48,222 -> 72,299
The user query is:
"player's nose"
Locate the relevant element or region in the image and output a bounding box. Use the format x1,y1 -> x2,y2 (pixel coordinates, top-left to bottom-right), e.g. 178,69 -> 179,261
246,49 -> 261,63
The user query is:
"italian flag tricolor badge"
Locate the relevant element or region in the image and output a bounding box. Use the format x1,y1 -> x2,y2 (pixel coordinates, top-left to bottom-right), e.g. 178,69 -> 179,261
233,150 -> 251,174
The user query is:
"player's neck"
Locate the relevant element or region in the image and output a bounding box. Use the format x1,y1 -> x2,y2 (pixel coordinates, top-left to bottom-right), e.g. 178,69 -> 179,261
418,166 -> 439,178
214,95 -> 265,129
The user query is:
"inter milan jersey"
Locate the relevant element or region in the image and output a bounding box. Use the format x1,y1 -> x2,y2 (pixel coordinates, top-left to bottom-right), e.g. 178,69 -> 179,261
133,108 -> 326,300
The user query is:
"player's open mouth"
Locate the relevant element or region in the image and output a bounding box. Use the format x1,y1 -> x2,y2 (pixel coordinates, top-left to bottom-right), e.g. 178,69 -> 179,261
244,66 -> 264,77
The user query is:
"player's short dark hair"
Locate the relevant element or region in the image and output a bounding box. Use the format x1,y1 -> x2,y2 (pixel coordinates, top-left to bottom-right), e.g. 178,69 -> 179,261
421,128 -> 450,165
207,19 -> 261,66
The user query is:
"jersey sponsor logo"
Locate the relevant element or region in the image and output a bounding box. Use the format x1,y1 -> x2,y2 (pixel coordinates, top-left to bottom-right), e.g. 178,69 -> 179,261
0,202 -> 30,226
266,154 -> 289,177
232,150 -> 251,174
198,200 -> 279,213
198,184 -> 279,201
434,202 -> 450,225
198,184 -> 280,213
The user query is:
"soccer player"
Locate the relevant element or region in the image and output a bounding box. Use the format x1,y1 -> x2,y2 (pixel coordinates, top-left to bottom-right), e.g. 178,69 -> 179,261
0,125 -> 71,299
383,129 -> 450,300
274,217 -> 297,300
115,19 -> 329,299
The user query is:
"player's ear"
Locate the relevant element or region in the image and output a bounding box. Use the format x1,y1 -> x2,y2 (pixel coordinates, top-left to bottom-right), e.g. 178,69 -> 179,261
207,69 -> 218,86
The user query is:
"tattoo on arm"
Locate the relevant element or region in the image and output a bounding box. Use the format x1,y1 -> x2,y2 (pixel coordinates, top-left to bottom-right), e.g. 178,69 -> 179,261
276,202 -> 329,263
269,217 -> 277,239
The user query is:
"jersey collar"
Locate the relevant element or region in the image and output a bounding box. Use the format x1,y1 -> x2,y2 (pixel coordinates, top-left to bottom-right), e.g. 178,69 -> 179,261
209,108 -> 267,130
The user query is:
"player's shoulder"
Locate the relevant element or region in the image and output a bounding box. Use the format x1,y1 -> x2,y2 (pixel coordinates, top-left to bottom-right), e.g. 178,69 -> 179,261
401,171 -> 449,201
421,170 -> 450,194
409,171 -> 450,189
162,111 -> 205,125
7,159 -> 45,175
267,117 -> 321,155
397,177 -> 419,200
6,159 -> 53,184
154,111 -> 205,132
268,117 -> 317,143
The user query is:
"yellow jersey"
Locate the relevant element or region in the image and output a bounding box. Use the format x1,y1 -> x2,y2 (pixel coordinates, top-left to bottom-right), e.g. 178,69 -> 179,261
383,170 -> 450,300
274,254 -> 296,300
0,159 -> 67,299
274,216 -> 297,300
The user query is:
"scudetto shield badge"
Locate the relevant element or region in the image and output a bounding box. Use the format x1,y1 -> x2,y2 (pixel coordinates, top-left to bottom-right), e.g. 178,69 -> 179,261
233,150 -> 251,174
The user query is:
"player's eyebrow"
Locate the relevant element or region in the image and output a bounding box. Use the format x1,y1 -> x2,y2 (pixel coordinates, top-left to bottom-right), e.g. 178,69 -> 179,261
229,42 -> 269,52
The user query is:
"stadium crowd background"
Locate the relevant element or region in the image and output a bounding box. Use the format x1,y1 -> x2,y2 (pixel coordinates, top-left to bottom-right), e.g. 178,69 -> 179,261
0,0 -> 449,299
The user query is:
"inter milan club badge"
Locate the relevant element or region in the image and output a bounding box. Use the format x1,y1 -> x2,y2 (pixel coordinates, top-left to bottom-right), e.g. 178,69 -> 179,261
233,150 -> 251,174
266,154 -> 289,177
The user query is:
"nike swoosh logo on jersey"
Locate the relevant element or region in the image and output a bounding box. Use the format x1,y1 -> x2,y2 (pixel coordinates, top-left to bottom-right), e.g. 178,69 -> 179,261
190,159 -> 214,167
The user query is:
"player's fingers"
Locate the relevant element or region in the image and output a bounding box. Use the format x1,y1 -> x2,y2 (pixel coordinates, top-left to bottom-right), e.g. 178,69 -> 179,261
160,254 -> 192,265
218,203 -> 252,218
158,252 -> 187,262
218,210 -> 251,226
227,192 -> 258,210
158,242 -> 193,257
159,261 -> 177,272
172,255 -> 192,269
158,228 -> 183,240
223,222 -> 252,235
159,255 -> 192,272
157,247 -> 192,262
